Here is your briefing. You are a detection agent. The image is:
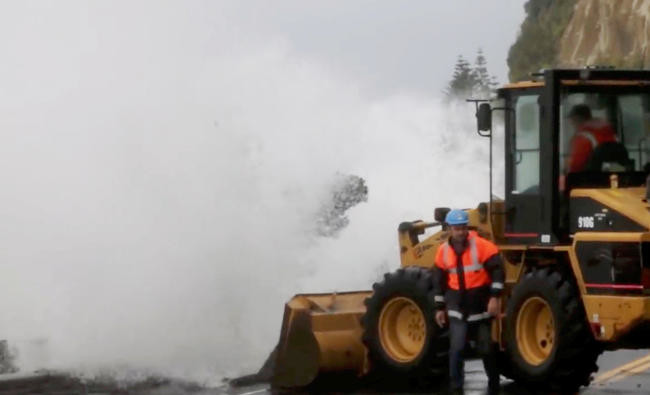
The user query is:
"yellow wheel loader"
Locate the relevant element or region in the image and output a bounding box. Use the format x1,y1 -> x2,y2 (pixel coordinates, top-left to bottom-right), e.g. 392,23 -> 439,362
264,68 -> 650,392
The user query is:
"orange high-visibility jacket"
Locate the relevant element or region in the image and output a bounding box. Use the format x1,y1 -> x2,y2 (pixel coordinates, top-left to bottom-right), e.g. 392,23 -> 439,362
433,231 -> 504,322
435,231 -> 498,290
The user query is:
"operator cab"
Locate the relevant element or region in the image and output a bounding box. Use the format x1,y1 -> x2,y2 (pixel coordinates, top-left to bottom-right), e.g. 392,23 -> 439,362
488,69 -> 650,245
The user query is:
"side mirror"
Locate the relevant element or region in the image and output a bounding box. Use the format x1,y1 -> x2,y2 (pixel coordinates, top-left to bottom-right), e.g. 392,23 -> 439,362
477,202 -> 488,223
434,207 -> 450,223
477,103 -> 492,132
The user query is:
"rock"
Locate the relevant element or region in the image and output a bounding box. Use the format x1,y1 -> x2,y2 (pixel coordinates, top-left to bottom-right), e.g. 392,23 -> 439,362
315,174 -> 368,238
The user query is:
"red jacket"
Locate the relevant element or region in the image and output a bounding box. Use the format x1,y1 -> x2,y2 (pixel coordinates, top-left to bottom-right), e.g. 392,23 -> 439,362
568,119 -> 617,172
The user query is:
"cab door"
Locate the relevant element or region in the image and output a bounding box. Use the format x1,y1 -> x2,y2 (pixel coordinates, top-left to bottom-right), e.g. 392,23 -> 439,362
505,91 -> 545,244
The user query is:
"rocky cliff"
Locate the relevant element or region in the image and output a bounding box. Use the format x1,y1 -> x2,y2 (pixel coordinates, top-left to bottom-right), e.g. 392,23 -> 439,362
558,0 -> 650,68
508,0 -> 650,82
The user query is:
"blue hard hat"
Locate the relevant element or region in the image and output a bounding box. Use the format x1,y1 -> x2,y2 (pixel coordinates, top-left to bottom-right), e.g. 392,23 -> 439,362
445,209 -> 469,225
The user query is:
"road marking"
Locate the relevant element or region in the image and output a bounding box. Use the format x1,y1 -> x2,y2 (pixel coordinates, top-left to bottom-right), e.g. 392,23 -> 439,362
622,360 -> 650,378
603,361 -> 650,384
238,389 -> 268,395
593,353 -> 650,384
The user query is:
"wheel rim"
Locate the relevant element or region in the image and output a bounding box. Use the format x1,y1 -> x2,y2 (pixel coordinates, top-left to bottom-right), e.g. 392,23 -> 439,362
378,296 -> 426,363
516,296 -> 555,366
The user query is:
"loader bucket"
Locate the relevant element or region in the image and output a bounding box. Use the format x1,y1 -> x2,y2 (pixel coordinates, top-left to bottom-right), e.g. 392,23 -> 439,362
270,291 -> 372,388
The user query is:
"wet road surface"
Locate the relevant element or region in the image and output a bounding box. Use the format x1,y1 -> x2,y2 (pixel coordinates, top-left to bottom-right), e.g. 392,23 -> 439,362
0,351 -> 649,394
217,350 -> 650,395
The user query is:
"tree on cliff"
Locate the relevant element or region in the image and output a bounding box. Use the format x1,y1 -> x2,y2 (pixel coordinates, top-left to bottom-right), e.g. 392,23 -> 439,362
507,0 -> 577,82
472,48 -> 499,98
445,55 -> 476,100
445,49 -> 498,101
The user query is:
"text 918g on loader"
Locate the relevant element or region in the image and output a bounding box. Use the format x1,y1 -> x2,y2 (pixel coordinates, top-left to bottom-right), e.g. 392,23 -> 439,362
265,68 -> 650,392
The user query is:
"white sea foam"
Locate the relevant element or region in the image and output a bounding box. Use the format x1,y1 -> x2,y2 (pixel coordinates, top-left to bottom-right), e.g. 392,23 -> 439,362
0,1 -> 500,385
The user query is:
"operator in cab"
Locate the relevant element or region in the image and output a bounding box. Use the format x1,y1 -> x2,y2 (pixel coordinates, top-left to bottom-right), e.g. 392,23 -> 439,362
566,104 -> 617,173
432,209 -> 505,395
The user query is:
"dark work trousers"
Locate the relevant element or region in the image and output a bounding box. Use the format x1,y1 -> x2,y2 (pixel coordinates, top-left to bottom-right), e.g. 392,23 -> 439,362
449,317 -> 499,392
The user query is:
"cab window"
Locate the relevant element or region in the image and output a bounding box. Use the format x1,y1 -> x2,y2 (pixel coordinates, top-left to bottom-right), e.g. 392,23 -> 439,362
511,94 -> 540,194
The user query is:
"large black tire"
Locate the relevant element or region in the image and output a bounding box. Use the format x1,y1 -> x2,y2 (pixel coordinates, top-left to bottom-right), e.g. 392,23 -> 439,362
361,267 -> 448,385
505,268 -> 602,392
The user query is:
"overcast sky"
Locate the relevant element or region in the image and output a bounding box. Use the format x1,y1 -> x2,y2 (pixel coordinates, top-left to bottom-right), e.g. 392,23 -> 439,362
1,1 -> 527,99
220,0 -> 527,97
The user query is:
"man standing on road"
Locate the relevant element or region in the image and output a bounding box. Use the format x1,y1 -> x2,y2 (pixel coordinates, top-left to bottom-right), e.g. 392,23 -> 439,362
432,209 -> 504,395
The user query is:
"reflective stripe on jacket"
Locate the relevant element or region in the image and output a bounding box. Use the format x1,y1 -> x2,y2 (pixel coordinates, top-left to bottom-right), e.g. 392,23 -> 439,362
568,119 -> 617,172
435,231 -> 496,290
432,231 -> 504,321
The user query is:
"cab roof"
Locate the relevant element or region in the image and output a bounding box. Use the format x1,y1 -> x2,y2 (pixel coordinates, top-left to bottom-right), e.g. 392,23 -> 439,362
499,79 -> 650,90
500,81 -> 544,89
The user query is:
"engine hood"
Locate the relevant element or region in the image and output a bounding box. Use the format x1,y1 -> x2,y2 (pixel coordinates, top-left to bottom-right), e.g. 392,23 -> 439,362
571,187 -> 650,231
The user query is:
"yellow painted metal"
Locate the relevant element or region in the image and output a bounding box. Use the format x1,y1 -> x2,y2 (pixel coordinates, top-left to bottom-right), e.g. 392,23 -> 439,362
581,295 -> 650,342
397,202 -> 511,343
269,73 -> 650,388
272,200 -> 507,387
501,78 -> 645,89
393,191 -> 650,352
399,201 -> 506,269
270,78 -> 650,388
271,291 -> 370,388
516,297 -> 555,366
568,231 -> 650,342
500,78 -> 646,89
378,297 -> 426,363
272,185 -> 650,387
567,238 -> 589,296
561,79 -> 650,86
501,81 -> 545,89
571,187 -> 650,230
